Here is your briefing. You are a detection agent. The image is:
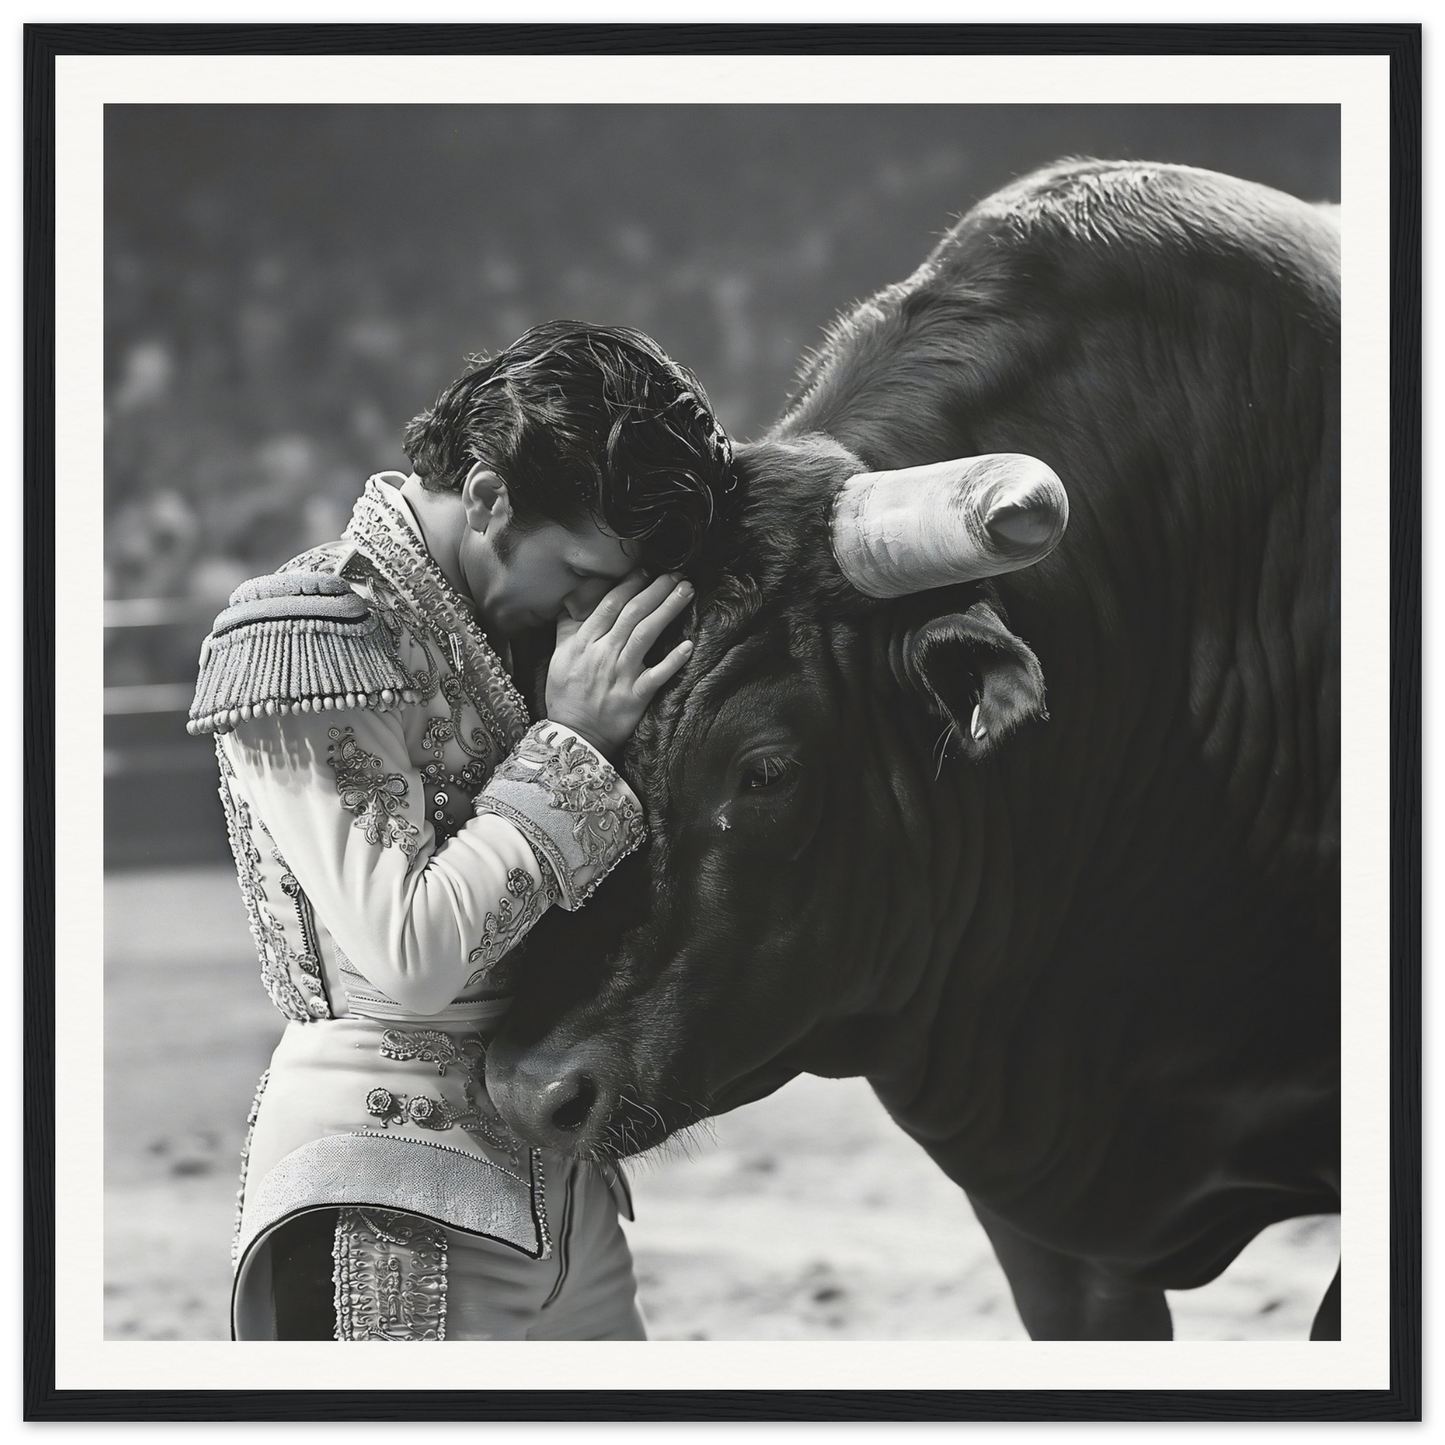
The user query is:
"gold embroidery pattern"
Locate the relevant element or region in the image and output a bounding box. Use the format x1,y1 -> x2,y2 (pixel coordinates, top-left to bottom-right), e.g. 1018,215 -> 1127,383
278,543 -> 346,577
363,1085 -> 479,1131
421,752 -> 489,848
420,715 -> 455,753
216,744 -> 318,1023
263,822 -> 332,1018
327,726 -> 421,863
362,578 -> 442,707
367,1028 -> 519,1158
231,1067 -> 270,1272
438,673 -> 502,763
364,1086 -> 517,1156
378,1028 -> 483,1075
465,867 -> 553,985
333,1208 -> 447,1341
496,727 -> 647,873
344,479 -> 531,757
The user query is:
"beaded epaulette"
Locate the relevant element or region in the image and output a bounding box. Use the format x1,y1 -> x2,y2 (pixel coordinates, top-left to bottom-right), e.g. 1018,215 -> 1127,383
187,572 -> 420,736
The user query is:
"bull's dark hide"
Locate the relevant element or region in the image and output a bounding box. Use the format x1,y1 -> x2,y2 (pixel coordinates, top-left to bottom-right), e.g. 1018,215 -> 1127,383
488,159 -> 1340,1340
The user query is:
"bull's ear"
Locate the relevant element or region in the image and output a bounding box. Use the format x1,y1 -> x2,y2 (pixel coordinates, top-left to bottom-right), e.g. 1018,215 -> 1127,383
903,602 -> 1047,761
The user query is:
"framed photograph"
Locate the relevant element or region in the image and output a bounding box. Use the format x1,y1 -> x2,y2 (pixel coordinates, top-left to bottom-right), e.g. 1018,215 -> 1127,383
24,21 -> 1420,1423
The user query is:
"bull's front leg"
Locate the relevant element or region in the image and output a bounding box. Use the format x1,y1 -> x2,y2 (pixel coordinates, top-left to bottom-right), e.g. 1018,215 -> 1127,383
971,1199 -> 1172,1340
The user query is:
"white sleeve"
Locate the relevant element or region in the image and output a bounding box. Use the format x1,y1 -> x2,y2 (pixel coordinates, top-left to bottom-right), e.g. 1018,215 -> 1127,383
221,706 -> 556,1016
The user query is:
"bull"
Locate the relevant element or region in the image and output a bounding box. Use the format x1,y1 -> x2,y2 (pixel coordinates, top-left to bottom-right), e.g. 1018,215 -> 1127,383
487,159 -> 1341,1340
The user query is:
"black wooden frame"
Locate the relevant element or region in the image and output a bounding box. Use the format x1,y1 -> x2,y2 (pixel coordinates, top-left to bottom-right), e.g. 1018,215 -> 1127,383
23,21 -> 1421,1423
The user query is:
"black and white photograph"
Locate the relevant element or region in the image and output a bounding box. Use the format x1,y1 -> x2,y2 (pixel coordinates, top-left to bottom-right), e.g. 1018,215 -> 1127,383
103,96 -> 1350,1349
27,28 -> 1417,1419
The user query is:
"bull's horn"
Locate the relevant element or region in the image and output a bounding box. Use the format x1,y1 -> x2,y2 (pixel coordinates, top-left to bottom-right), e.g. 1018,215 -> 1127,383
830,454 -> 1069,599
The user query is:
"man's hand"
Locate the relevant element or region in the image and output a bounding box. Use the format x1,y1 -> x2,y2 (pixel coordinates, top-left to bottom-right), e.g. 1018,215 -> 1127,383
545,571 -> 695,759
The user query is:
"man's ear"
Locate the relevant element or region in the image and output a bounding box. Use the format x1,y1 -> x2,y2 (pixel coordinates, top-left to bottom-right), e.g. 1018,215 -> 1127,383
462,464 -> 508,533
903,601 -> 1048,761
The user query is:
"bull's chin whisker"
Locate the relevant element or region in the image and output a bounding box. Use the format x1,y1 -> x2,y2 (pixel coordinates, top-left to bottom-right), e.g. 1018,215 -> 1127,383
579,1084 -> 719,1167
611,1120 -> 713,1173
619,1106 -> 719,1171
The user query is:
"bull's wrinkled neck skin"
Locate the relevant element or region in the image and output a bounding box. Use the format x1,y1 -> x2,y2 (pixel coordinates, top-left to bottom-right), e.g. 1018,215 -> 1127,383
769,609 -> 1082,1164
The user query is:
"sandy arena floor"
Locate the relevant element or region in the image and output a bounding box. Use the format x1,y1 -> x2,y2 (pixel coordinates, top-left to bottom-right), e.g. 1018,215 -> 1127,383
104,866 -> 1339,1342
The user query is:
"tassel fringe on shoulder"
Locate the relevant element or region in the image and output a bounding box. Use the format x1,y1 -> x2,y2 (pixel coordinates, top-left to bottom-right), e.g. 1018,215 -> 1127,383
187,572 -> 419,736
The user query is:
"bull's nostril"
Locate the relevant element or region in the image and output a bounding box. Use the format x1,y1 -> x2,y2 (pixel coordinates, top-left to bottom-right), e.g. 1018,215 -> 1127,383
550,1075 -> 598,1133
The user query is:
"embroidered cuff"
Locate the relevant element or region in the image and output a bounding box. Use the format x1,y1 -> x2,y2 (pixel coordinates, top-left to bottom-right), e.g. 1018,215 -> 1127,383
473,722 -> 646,911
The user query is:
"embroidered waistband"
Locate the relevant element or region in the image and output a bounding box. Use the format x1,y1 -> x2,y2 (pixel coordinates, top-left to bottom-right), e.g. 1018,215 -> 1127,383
343,994 -> 513,1025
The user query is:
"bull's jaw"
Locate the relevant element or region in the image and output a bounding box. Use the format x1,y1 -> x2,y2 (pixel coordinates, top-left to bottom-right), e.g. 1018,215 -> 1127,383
703,1052 -> 814,1117
484,941 -> 835,1159
482,861 -> 990,1162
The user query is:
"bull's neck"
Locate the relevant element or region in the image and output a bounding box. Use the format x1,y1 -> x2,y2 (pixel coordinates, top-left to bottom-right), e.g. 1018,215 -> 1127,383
862,759 -> 1054,1106
789,691 -> 1069,1102
790,615 -> 1127,1147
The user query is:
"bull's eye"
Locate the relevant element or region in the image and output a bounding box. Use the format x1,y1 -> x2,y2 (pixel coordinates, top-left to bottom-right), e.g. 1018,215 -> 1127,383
739,755 -> 796,791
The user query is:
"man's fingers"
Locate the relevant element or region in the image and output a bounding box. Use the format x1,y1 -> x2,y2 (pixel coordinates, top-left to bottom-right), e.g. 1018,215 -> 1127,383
618,577 -> 694,668
604,572 -> 686,644
632,639 -> 694,701
576,569 -> 651,642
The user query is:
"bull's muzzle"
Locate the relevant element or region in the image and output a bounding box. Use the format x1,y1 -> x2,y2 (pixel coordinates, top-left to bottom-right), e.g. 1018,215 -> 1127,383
485,1033 -> 616,1154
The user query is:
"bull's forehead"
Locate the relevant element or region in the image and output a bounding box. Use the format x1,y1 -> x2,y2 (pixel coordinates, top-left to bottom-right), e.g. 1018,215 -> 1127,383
629,609 -> 833,787
668,611 -> 807,741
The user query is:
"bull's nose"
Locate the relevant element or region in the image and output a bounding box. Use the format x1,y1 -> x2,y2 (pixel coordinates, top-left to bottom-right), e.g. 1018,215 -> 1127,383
538,1071 -> 598,1133
485,1035 -> 612,1152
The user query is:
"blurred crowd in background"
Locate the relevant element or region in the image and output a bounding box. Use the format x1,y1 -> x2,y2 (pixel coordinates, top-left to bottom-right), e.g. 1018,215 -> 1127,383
103,103 -> 1338,863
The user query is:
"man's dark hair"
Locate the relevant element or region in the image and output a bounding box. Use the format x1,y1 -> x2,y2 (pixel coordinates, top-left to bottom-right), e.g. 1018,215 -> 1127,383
403,321 -> 739,574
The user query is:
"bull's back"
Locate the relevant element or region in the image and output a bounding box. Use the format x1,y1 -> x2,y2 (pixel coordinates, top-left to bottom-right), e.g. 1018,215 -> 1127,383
787,159 -> 1340,897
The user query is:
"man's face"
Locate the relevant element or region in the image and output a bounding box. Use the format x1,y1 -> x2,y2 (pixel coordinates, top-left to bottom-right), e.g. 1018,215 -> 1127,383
462,509 -> 641,640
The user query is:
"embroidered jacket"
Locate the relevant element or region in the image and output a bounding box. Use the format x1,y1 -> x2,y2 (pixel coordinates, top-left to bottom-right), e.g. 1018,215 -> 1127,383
195,474 -> 646,1021
193,475 -> 643,1333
